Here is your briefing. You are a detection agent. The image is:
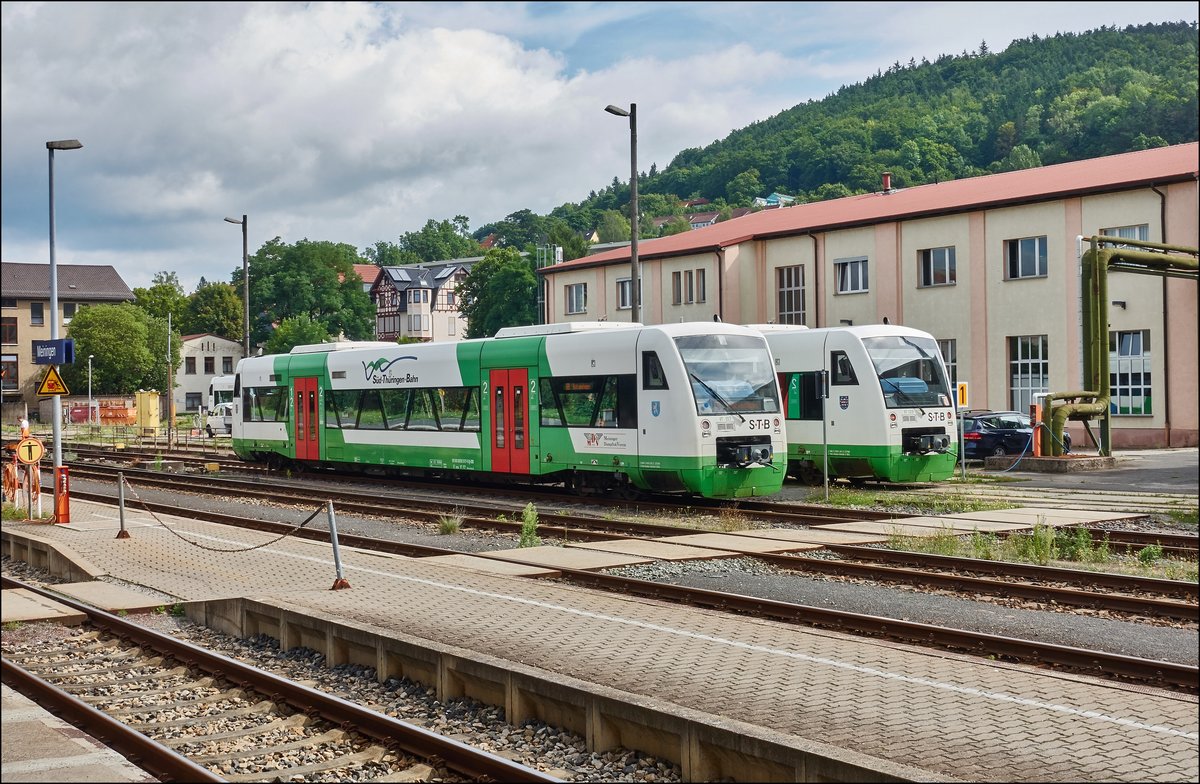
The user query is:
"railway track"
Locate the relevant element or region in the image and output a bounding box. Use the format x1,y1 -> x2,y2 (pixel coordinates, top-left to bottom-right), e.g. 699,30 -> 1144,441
1,577 -> 558,783
19,474 -> 1197,692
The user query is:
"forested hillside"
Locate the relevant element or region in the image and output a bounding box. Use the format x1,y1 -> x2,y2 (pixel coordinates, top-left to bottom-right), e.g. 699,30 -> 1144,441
539,22 -> 1197,237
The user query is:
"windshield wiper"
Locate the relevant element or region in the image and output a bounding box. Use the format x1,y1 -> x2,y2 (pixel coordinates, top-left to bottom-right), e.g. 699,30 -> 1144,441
690,373 -> 745,422
881,379 -> 927,415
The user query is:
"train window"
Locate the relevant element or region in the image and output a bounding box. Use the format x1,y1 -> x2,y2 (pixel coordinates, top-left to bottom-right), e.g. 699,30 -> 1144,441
325,389 -> 353,428
409,389 -> 439,431
785,372 -> 825,421
441,387 -> 480,431
379,389 -> 411,429
831,352 -> 859,385
643,352 -> 669,389
514,386 -> 525,449
243,386 -> 288,421
494,387 -> 505,448
357,390 -> 387,429
539,375 -> 636,428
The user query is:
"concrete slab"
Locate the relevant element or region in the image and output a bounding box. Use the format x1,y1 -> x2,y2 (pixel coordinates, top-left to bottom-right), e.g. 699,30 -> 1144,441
947,507 -> 1140,526
483,546 -> 653,571
51,582 -> 170,613
61,513 -> 165,532
811,520 -> 967,537
728,528 -> 890,545
652,533 -> 819,554
883,516 -> 1032,533
568,539 -> 740,561
421,553 -> 561,578
1,589 -> 86,626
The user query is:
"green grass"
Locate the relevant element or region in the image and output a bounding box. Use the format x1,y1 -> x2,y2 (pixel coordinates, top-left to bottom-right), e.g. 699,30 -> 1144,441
518,503 -> 541,548
437,508 -> 464,535
814,486 -> 1016,516
887,522 -> 1197,581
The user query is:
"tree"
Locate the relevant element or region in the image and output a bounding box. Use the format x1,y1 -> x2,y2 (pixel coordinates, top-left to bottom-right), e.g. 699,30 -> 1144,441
183,282 -> 243,341
726,168 -> 764,205
456,248 -> 537,339
362,240 -> 407,267
544,218 -> 589,262
264,314 -> 329,355
247,238 -> 375,347
595,210 -> 631,243
660,216 -> 692,236
61,303 -> 179,395
397,217 -> 481,262
133,270 -> 188,322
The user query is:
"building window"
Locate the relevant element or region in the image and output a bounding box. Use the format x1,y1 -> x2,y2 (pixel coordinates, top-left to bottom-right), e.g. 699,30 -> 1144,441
1100,224 -> 1150,247
185,356 -> 196,375
1007,334 -> 1048,411
617,278 -> 642,310
0,298 -> 15,309
671,272 -> 683,305
695,269 -> 706,304
204,356 -> 215,374
1109,330 -> 1152,415
185,392 -> 203,411
834,257 -> 869,294
448,317 -> 456,336
30,302 -> 45,326
1,316 -> 16,345
62,302 -> 77,322
776,265 -> 805,325
222,356 -> 234,374
919,246 -> 956,287
1005,236 -> 1048,279
566,283 -> 587,315
1,354 -> 17,391
937,338 -> 958,387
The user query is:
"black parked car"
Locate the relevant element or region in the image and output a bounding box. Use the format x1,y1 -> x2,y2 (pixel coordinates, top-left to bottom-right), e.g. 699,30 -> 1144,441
959,410 -> 1070,460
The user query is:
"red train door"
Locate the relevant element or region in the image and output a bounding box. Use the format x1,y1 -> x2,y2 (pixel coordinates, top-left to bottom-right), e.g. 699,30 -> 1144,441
293,377 -> 321,461
489,368 -> 529,475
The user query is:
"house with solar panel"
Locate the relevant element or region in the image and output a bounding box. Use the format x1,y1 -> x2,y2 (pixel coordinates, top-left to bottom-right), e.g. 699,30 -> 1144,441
369,258 -> 478,342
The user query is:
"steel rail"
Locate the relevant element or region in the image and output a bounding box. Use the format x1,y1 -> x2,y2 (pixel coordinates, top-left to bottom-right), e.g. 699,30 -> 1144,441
2,657 -> 222,783
1,576 -> 562,783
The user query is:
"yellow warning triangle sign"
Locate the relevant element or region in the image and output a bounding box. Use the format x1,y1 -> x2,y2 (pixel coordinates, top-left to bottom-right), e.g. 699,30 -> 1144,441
36,365 -> 71,396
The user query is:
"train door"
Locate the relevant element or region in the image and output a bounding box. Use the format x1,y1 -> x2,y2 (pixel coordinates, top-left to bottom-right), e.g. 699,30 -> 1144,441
488,368 -> 529,474
293,377 -> 321,460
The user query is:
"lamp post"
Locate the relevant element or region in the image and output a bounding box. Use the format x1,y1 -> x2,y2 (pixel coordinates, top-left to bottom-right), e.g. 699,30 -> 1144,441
47,139 -> 82,483
87,354 -> 94,425
605,103 -> 639,322
224,215 -> 249,357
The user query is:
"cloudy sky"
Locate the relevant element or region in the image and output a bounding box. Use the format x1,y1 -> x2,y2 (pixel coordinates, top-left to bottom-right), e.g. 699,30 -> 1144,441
3,2 -> 1195,293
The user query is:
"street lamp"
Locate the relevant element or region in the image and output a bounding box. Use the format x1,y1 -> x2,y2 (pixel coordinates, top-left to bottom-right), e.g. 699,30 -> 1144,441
87,354 -> 94,425
224,214 -> 249,356
605,103 -> 639,322
47,138 -> 82,485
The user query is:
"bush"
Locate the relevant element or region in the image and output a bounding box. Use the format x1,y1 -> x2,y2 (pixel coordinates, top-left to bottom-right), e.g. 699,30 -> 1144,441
518,503 -> 541,548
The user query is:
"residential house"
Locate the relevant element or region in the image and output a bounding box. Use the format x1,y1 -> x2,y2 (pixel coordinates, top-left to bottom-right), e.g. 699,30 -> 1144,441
1,262 -> 134,418
175,333 -> 244,414
369,258 -> 478,342
538,143 -> 1199,449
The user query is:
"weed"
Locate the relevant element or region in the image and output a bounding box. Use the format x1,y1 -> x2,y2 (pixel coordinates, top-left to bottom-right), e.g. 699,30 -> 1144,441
717,505 -> 750,532
969,530 -> 998,560
1137,543 -> 1164,566
1007,522 -> 1057,565
169,603 -> 186,617
116,608 -> 128,617
153,453 -> 164,472
2,620 -> 24,631
153,605 -> 167,615
518,503 -> 541,548
438,508 -> 464,535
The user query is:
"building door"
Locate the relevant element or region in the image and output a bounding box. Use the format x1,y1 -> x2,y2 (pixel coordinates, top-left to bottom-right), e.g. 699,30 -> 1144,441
488,368 -> 529,474
293,377 -> 321,461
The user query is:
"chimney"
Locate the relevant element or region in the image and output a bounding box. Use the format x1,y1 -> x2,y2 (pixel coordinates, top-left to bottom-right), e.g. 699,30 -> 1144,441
882,172 -> 892,192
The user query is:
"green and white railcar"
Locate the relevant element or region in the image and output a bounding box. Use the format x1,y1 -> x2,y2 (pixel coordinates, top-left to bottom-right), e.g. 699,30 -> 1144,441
232,322 -> 785,499
750,324 -> 957,484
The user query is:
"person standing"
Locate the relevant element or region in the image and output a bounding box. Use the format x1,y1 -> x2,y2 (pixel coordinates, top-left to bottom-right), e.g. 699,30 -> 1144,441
18,416 -> 30,438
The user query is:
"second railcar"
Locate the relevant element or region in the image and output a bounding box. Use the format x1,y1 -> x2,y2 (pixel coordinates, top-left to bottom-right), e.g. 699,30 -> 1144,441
232,322 -> 786,499
750,324 -> 956,483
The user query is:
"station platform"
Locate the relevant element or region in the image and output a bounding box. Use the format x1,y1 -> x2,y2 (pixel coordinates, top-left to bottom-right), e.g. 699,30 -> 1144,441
2,499 -> 1196,782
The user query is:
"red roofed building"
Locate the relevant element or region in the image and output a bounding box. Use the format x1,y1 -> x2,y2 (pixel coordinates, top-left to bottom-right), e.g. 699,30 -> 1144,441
538,143 -> 1199,448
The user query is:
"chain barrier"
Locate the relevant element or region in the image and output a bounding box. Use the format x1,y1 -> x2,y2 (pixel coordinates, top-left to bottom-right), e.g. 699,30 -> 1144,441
119,474 -> 325,553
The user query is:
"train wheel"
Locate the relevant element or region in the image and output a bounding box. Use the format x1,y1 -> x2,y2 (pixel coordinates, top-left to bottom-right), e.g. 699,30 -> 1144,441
791,461 -> 824,486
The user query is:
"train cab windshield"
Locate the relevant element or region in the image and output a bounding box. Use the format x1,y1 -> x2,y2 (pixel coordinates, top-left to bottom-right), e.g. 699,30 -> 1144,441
675,334 -> 779,416
862,335 -> 952,408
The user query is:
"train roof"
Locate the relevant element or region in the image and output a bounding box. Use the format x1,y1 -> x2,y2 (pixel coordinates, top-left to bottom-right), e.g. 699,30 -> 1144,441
289,340 -> 402,354
494,322 -> 642,338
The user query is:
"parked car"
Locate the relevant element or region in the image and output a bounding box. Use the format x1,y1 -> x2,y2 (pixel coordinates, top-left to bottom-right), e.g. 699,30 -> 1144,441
959,410 -> 1070,460
205,402 -> 233,437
